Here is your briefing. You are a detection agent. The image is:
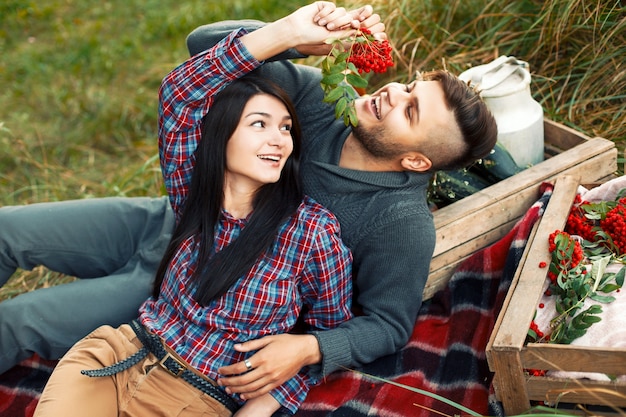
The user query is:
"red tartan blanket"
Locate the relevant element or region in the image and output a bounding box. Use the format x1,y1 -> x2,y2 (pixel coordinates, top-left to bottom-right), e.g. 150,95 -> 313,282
0,185 -> 553,417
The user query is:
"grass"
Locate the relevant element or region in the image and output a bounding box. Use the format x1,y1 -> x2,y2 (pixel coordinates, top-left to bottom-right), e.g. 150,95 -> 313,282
0,0 -> 310,205
1,0 -> 625,413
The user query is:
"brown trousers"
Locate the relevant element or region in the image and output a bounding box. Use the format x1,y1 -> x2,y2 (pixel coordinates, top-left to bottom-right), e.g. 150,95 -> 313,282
33,324 -> 232,417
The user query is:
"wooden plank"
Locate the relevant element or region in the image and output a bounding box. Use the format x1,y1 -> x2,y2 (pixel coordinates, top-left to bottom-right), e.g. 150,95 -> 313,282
521,344 -> 626,374
487,223 -> 541,414
490,349 -> 532,415
430,218 -> 517,274
424,147 -> 616,300
488,176 -> 581,415
486,220 -> 541,369
425,219 -> 518,299
527,377 -> 626,408
431,145 -> 616,257
543,119 -> 587,150
432,137 -> 615,232
489,175 -> 580,350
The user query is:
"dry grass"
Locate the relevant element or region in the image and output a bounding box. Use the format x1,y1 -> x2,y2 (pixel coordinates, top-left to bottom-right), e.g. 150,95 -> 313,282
376,0 -> 625,151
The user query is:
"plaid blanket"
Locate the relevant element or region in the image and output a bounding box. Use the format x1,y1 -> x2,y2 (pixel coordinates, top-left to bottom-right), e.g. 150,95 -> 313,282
0,185 -> 552,417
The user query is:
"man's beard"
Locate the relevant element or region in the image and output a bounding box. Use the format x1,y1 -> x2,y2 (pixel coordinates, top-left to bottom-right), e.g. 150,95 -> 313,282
352,123 -> 413,160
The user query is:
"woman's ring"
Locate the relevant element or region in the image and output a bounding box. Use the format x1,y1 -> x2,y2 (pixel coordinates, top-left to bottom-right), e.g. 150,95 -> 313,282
244,359 -> 252,370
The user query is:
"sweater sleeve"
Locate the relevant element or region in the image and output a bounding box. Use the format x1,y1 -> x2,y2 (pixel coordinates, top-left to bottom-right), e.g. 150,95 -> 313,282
311,201 -> 436,377
187,20 -> 306,61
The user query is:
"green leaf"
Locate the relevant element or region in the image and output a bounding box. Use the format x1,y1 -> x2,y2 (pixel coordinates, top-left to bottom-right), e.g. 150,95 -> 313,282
321,72 -> 346,86
346,105 -> 358,127
599,283 -> 621,293
586,304 -> 602,314
615,266 -> 625,287
589,293 -> 616,303
321,57 -> 332,73
346,73 -> 368,89
326,63 -> 345,75
334,97 -> 347,119
562,327 -> 587,344
581,315 -> 602,325
347,62 -> 360,74
590,256 -> 610,292
335,51 -> 349,63
323,86 -> 345,103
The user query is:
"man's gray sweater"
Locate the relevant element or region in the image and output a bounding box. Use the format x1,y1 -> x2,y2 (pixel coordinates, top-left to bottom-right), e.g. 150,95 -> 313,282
187,22 -> 436,378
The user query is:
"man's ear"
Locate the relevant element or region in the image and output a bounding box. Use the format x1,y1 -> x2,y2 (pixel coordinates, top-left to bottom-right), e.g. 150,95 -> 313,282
401,152 -> 432,172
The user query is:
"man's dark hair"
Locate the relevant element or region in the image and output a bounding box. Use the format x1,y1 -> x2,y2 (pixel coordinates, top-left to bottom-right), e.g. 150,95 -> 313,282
423,70 -> 497,171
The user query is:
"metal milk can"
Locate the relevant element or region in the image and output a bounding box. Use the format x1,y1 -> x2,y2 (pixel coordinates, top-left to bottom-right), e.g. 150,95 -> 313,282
459,56 -> 544,168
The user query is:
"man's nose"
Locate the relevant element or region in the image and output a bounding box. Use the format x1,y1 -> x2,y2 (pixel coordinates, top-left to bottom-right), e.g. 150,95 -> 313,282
387,83 -> 408,105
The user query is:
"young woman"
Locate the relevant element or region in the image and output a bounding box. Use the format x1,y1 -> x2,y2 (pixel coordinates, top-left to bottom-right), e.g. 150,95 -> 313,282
33,75 -> 353,417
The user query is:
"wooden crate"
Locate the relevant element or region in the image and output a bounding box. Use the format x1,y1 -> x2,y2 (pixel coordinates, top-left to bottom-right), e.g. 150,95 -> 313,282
424,119 -> 618,300
486,175 -> 626,415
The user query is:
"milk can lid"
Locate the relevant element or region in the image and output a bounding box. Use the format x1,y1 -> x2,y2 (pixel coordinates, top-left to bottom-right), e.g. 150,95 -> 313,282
459,56 -> 531,97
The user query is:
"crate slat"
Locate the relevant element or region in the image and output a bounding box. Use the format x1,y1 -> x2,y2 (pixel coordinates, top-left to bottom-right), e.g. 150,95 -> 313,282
425,120 -> 618,300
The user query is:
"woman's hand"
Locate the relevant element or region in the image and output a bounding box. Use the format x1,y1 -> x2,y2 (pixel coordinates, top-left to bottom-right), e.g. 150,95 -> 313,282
218,333 -> 321,399
233,393 -> 280,417
294,3 -> 387,56
241,2 -> 355,61
284,2 -> 356,46
349,4 -> 386,40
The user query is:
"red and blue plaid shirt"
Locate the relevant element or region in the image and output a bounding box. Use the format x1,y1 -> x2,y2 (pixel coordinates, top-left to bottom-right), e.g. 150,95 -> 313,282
139,29 -> 353,413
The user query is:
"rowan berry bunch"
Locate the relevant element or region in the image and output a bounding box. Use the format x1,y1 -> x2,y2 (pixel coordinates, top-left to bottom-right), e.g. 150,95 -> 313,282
346,28 -> 394,74
547,230 -> 584,285
564,194 -> 596,242
600,197 -> 626,254
565,194 -> 626,256
526,191 -> 626,375
320,28 -> 394,127
537,229 -> 624,345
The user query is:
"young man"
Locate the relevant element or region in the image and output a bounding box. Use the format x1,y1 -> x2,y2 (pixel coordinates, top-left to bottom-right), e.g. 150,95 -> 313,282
0,3 -> 497,403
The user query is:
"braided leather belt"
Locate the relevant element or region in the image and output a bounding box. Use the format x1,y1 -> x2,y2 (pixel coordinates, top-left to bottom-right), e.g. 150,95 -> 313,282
81,320 -> 239,414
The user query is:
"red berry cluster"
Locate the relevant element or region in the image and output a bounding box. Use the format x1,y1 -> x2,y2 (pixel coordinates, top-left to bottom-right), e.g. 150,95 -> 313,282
525,321 -> 546,376
565,194 -> 626,255
600,197 -> 626,255
547,230 -> 584,284
347,28 -> 394,74
526,368 -> 547,377
529,320 -> 544,339
564,195 -> 596,242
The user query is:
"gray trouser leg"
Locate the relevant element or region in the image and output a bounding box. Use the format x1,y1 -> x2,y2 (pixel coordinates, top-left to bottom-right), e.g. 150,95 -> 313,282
0,197 -> 174,374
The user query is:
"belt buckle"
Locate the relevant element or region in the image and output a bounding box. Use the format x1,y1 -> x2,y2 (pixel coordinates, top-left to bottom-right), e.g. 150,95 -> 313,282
159,352 -> 186,378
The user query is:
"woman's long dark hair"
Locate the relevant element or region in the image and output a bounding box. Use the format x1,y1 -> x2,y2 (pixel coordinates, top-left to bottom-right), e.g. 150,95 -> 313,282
153,76 -> 303,306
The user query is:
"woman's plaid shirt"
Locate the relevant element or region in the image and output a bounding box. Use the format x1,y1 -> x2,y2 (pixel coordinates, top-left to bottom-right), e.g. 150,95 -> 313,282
140,29 -> 353,413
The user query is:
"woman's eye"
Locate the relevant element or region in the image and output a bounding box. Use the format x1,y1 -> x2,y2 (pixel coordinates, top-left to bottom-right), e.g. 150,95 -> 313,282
281,124 -> 292,132
251,120 -> 265,128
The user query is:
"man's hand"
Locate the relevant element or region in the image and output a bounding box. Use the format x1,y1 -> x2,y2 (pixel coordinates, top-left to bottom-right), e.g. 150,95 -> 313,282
218,334 -> 321,400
